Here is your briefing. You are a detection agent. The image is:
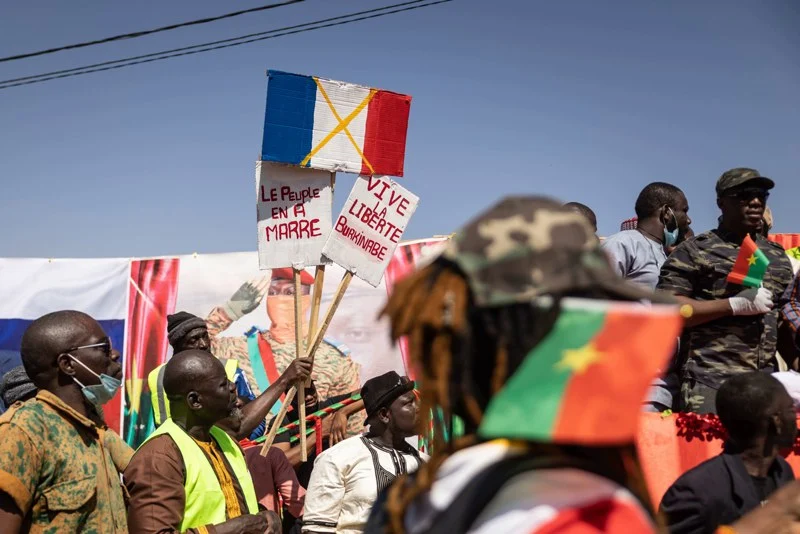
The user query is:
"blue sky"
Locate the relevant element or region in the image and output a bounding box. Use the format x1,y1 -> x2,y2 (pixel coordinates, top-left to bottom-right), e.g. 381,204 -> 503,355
0,0 -> 798,258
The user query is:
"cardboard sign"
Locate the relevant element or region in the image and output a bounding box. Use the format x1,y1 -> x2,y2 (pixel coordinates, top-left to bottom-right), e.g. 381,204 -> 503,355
256,162 -> 333,269
323,176 -> 419,286
261,70 -> 411,177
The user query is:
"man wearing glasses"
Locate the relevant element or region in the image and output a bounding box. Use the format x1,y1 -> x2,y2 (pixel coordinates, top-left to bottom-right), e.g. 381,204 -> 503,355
658,168 -> 795,414
0,311 -> 131,532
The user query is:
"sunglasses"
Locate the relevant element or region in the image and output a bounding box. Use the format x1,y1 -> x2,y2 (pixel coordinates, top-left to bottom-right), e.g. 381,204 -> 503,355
724,188 -> 769,203
67,340 -> 113,358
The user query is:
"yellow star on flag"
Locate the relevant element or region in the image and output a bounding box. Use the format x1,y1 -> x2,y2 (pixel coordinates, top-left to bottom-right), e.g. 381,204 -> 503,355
747,254 -> 757,266
556,343 -> 603,374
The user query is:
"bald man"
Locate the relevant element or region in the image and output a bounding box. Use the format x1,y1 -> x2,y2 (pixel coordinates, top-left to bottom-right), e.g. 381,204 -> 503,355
0,310 -> 131,533
125,350 -> 280,534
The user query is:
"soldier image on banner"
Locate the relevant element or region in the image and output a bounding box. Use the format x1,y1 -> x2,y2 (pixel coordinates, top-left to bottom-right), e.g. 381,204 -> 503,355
205,267 -> 365,433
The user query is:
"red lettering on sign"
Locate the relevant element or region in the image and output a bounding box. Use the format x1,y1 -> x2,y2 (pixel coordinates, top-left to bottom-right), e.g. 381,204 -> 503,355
260,186 -> 278,202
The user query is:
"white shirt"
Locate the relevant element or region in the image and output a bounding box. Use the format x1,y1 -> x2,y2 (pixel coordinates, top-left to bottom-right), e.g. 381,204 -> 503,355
302,435 -> 428,533
601,230 -> 667,290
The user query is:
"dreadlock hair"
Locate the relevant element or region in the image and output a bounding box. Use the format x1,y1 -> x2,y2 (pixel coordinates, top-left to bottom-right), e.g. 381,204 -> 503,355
380,259 -> 657,533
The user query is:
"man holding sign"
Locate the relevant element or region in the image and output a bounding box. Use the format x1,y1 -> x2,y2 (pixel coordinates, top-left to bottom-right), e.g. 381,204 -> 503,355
657,168 -> 794,414
206,268 -> 364,432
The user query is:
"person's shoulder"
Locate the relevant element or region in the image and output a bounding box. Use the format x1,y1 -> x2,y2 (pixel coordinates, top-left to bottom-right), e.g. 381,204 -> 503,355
132,433 -> 180,460
319,434 -> 367,459
667,453 -> 727,489
761,236 -> 787,252
601,230 -> 640,247
0,398 -> 49,434
321,337 -> 351,357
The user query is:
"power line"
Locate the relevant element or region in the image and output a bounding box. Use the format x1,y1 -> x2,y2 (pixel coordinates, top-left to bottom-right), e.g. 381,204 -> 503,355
0,0 -> 452,90
0,0 -> 306,64
0,0 -> 431,87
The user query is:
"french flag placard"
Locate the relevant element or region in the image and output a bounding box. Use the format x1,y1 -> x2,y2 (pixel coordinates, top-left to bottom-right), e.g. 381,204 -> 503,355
0,258 -> 129,432
261,70 -> 412,177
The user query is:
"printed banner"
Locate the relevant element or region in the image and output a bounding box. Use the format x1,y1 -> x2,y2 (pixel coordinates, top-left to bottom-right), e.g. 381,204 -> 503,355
256,161 -> 333,269
261,70 -> 412,177
324,176 -> 419,286
124,258 -> 179,447
0,258 -> 129,433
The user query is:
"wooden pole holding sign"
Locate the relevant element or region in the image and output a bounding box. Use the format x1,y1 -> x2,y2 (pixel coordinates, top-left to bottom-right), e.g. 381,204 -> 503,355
294,268 -> 307,462
304,265 -> 325,389
306,270 -> 353,370
259,387 -> 296,456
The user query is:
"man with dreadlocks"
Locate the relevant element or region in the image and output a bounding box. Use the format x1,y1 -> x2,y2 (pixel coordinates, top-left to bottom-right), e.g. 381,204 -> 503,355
365,196 -> 800,534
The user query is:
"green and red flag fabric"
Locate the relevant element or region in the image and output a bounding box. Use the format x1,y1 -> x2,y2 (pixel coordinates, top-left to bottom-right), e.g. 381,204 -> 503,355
726,235 -> 770,288
478,298 -> 682,445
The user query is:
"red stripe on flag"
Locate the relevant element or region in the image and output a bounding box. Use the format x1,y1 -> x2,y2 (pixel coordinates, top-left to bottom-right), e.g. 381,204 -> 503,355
552,310 -> 681,444
533,498 -> 654,533
361,90 -> 411,177
727,235 -> 758,286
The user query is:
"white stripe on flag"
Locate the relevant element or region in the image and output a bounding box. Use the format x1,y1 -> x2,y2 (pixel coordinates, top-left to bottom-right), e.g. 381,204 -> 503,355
0,258 -> 129,319
311,78 -> 370,172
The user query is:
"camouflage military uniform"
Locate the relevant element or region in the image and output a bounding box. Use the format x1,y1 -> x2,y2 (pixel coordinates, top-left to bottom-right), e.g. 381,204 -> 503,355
206,306 -> 365,433
658,228 -> 794,413
0,390 -> 130,533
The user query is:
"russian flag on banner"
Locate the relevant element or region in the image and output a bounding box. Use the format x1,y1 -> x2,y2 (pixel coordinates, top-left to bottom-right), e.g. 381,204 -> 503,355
261,70 -> 412,177
0,258 -> 129,433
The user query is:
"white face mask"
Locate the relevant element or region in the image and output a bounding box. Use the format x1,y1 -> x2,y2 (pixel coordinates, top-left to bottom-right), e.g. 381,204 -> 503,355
68,355 -> 121,408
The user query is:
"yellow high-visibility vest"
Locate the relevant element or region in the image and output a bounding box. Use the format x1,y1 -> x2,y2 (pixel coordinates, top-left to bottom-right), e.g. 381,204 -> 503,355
140,418 -> 258,530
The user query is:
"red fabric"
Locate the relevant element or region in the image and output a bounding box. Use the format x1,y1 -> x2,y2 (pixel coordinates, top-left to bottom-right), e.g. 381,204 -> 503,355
768,233 -> 800,250
533,498 -> 654,533
244,445 -> 305,517
256,333 -> 282,388
271,267 -> 314,285
726,234 -> 759,285
636,413 -> 800,506
554,310 -> 682,443
383,242 -> 427,379
124,258 -> 179,442
315,417 -> 323,455
361,90 -> 412,177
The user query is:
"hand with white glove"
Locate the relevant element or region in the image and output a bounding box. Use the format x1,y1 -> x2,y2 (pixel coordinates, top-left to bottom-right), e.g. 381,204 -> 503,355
729,287 -> 774,316
223,277 -> 270,321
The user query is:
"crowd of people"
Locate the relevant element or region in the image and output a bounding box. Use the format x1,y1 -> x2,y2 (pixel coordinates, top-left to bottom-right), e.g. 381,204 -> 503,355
3,167 -> 800,533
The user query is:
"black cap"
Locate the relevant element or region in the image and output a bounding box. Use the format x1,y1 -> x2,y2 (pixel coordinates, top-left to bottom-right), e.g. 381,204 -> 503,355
361,371 -> 414,421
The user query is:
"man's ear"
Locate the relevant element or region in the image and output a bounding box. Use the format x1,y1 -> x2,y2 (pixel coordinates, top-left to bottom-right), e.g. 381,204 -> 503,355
378,406 -> 391,425
716,197 -> 723,211
186,391 -> 202,411
57,353 -> 76,377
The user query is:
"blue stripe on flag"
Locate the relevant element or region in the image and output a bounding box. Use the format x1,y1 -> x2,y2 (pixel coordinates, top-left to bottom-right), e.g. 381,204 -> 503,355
0,319 -> 126,365
262,70 -> 316,165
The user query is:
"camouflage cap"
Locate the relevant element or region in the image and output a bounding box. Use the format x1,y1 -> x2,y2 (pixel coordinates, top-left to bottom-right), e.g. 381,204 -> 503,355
441,196 -> 674,307
715,168 -> 774,196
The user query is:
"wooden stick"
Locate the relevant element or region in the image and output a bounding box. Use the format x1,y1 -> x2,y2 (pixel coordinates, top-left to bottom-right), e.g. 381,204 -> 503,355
294,268 -> 307,462
304,264 -> 326,387
307,271 -> 353,370
259,386 -> 296,456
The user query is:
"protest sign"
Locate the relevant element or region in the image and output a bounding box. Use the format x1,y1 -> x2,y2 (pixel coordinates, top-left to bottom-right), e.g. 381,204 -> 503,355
261,71 -> 412,177
256,161 -> 333,270
323,175 -> 419,287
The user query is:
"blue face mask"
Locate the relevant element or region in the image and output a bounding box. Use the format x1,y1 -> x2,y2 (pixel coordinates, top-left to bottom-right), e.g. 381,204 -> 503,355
663,207 -> 680,248
69,355 -> 122,408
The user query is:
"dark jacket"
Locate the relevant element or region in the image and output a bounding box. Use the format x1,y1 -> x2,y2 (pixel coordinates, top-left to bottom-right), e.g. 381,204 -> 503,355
659,451 -> 795,534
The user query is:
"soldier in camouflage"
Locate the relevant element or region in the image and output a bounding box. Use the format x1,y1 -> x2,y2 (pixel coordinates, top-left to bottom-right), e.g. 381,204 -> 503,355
657,168 -> 795,414
207,268 -> 364,433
